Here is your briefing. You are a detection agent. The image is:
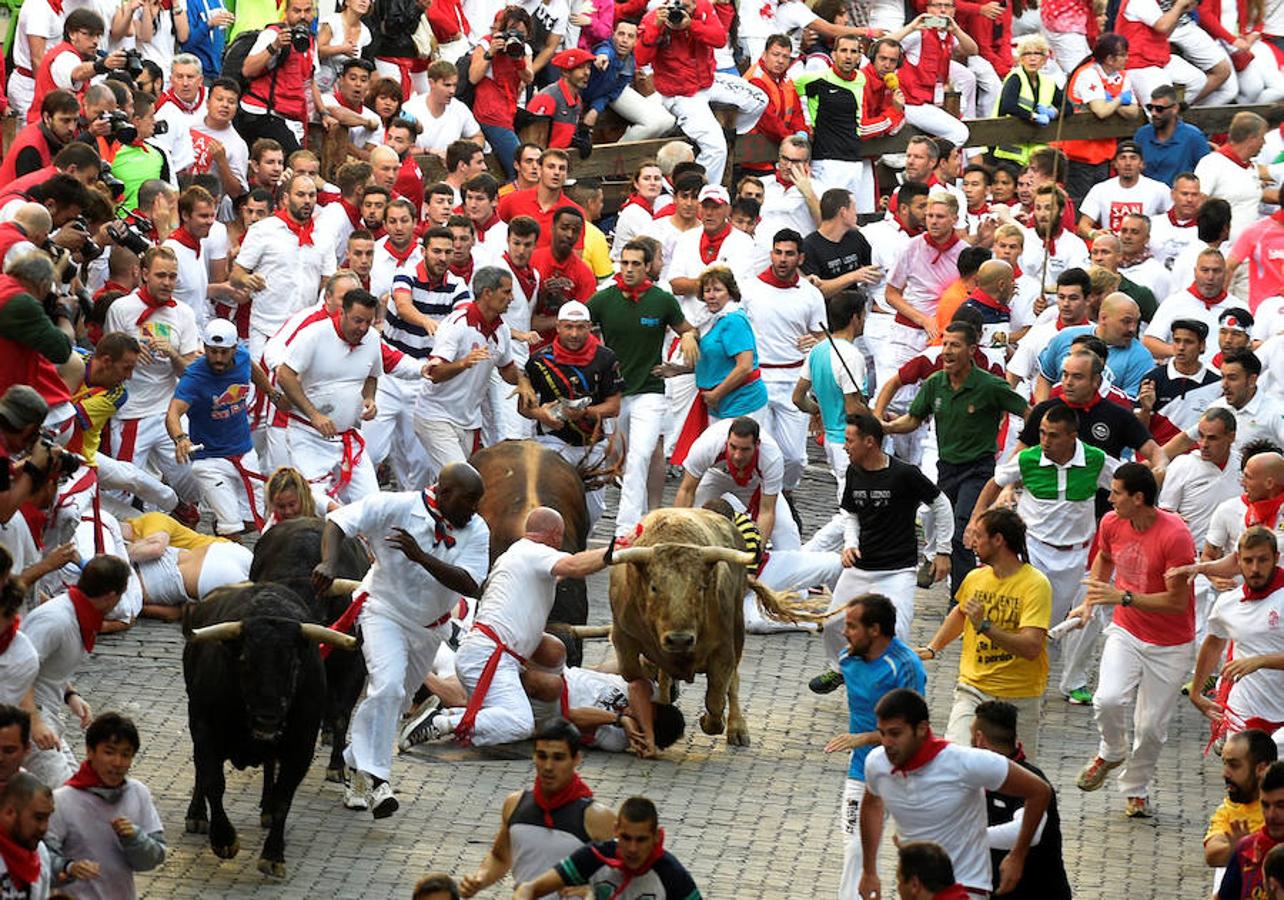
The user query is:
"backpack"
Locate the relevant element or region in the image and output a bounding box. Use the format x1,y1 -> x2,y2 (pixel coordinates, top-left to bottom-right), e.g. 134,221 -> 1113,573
220,28 -> 263,92
454,49 -> 478,108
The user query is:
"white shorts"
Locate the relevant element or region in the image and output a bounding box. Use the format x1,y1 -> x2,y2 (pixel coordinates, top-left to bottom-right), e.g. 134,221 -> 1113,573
136,547 -> 190,605
197,541 -> 254,598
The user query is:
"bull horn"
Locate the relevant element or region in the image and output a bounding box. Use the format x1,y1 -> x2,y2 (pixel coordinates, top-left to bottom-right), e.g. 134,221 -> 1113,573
608,547 -> 655,566
299,623 -> 359,652
699,547 -> 757,567
324,578 -> 362,597
568,624 -> 612,639
188,621 -> 244,643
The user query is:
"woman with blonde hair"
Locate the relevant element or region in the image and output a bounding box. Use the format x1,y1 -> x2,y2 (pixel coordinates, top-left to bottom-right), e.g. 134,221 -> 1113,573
262,466 -> 328,532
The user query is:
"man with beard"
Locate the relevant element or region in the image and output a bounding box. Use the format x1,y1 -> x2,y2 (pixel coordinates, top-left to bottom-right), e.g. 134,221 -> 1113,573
1020,185 -> 1090,300
0,91 -> 79,183
0,773 -> 62,897
1220,762 -> 1284,899
1205,730 -> 1278,870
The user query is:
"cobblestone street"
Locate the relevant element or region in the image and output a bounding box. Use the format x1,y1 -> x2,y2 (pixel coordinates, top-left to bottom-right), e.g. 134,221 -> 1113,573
68,459 -> 1225,899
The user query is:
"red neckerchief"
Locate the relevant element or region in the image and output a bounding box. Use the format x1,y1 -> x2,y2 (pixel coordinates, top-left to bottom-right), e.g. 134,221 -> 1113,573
156,84 -> 205,114
168,225 -> 202,257
1187,283 -> 1227,309
1168,209 -> 1195,227
618,192 -> 654,217
1061,392 -> 1102,411
422,484 -> 456,548
48,0 -> 63,11
1245,491 -> 1284,528
0,831 -> 40,890
717,443 -> 759,486
1010,263 -> 1023,279
931,886 -> 973,899
613,272 -> 653,302
531,772 -> 594,827
68,586 -> 104,653
699,224 -> 732,264
965,287 -> 1008,315
830,62 -> 858,81
890,729 -> 950,775
0,615 -> 18,655
331,90 -> 364,113
590,828 -> 668,900
463,301 -> 501,341
1217,144 -> 1252,169
925,231 -> 960,264
474,211 -> 501,240
64,759 -> 111,791
415,260 -> 446,290
339,197 -> 362,228
552,332 -> 601,367
134,285 -> 176,327
275,209 -> 315,246
450,258 -> 475,284
1243,567 -> 1284,601
777,168 -> 795,189
967,202 -> 991,216
895,216 -> 923,238
758,268 -> 799,289
385,238 -> 417,265
506,253 -> 538,298
330,310 -> 362,349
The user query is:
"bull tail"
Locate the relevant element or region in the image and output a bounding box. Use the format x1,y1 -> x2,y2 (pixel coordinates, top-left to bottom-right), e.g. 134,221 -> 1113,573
747,578 -> 832,625
576,430 -> 626,491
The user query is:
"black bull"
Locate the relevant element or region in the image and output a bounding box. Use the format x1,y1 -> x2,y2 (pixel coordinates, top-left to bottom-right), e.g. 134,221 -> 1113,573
181,583 -> 357,877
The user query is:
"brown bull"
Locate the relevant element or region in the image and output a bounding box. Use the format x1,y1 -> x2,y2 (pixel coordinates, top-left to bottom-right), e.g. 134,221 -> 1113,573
609,507 -> 812,748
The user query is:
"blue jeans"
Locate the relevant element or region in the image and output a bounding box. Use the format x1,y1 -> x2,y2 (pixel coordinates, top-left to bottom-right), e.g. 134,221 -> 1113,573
481,123 -> 519,180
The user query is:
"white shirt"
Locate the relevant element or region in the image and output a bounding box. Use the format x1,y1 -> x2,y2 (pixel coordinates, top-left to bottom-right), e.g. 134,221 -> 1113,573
1119,255 -> 1172,302
683,417 -> 786,503
283,313 -> 383,432
264,301 -> 327,371
471,537 -> 568,658
153,94 -> 202,174
417,305 -> 515,428
994,441 -> 1117,546
191,119 -> 249,195
1206,493 -> 1251,553
664,226 -> 757,319
1157,452 -> 1241,548
1143,288 -> 1233,365
0,630 -> 39,706
1079,175 -> 1172,233
105,290 -> 201,418
164,237 -> 210,326
864,743 -> 1011,893
492,255 -> 540,366
1019,228 -> 1090,294
741,274 -> 826,377
1208,578 -> 1284,724
400,95 -> 482,153
313,200 -> 360,271
1252,297 -> 1284,343
650,217 -> 697,275
753,175 -> 818,271
1195,151 -> 1270,241
1185,389 -> 1284,465
610,203 -> 656,261
236,214 -> 334,338
860,218 -> 913,312
329,490 -> 490,629
1148,212 -> 1199,270
19,593 -> 88,713
370,237 -> 424,304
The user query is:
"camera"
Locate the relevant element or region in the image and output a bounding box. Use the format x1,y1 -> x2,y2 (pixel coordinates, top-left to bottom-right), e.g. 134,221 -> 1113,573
500,30 -> 525,57
69,217 -> 104,264
37,429 -> 84,479
98,161 -> 125,202
107,214 -> 155,256
115,48 -> 145,81
102,110 -> 137,145
289,23 -> 311,52
152,120 -> 169,136
663,0 -> 689,25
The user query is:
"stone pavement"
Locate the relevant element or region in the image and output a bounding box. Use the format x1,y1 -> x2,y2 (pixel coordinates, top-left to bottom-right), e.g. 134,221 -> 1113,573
66,458 -> 1225,899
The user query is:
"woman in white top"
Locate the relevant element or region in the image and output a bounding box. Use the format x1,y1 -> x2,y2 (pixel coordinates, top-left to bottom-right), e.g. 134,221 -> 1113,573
317,0 -> 374,93
610,163 -> 665,261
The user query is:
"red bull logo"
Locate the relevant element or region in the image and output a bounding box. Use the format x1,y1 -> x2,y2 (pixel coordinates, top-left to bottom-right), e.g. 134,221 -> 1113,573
211,382 -> 250,419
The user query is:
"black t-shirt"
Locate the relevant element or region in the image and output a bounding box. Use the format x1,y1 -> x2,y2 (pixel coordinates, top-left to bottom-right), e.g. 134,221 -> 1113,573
840,456 -> 940,571
525,343 -> 626,446
1018,397 -> 1150,460
986,758 -> 1072,900
802,229 -> 872,281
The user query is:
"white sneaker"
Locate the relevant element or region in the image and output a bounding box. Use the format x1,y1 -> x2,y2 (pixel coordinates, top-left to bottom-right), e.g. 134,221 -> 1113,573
342,768 -> 369,811
369,780 -> 398,819
398,703 -> 447,751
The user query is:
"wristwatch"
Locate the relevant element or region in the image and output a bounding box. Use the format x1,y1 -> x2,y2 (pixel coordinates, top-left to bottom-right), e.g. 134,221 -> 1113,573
977,618 -> 993,635
1121,591 -> 1134,607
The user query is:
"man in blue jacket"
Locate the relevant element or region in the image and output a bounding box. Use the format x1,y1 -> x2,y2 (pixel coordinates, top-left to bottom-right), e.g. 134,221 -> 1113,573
582,20 -> 675,141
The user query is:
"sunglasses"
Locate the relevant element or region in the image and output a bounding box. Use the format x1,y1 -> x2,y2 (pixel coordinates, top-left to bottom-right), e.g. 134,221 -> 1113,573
1146,103 -> 1175,112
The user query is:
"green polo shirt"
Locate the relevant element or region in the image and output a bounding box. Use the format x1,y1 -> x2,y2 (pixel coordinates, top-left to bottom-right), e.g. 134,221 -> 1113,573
909,365 -> 1027,464
588,284 -> 685,396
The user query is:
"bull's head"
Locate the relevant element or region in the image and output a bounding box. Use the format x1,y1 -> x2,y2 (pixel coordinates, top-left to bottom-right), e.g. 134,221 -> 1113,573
611,544 -> 754,655
189,619 -> 356,743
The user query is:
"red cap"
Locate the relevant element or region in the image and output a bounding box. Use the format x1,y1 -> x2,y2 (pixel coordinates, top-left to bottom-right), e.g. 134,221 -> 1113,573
552,48 -> 596,70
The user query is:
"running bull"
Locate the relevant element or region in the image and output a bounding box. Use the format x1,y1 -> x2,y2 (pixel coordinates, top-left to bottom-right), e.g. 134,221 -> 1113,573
608,508 -> 819,749
182,583 -> 357,877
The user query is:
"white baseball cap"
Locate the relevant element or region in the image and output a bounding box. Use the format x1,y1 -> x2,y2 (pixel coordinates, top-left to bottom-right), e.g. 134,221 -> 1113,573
698,185 -> 730,206
558,301 -> 591,322
204,318 -> 239,348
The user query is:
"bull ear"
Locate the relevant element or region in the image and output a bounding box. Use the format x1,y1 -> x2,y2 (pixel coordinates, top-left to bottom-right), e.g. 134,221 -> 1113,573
608,547 -> 655,566
187,621 -> 244,643
299,623 -> 359,652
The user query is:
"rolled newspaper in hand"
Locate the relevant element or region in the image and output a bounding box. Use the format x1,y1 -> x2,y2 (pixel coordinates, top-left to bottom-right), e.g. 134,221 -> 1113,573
1047,618 -> 1083,642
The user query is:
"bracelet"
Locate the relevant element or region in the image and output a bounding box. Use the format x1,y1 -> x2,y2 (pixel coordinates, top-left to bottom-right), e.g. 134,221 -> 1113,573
172,433 -> 189,442
64,689 -> 80,704
924,646 -> 937,659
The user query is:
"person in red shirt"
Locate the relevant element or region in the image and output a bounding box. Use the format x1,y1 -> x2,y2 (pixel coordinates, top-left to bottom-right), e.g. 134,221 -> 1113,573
530,207 -> 596,348
497,149 -> 586,250
527,48 -> 595,154
745,36 -> 810,148
468,8 -> 536,181
29,10 -> 125,125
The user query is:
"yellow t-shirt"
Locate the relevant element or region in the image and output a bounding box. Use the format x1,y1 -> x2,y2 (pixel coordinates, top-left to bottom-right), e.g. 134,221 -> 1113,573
125,512 -> 227,549
1204,797 -> 1264,844
68,383 -> 127,466
581,223 -> 614,279
957,563 -> 1052,698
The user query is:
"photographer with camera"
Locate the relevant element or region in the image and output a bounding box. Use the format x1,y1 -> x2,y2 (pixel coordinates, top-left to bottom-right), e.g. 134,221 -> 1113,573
0,254 -> 79,440
0,206 -> 54,271
101,93 -> 174,212
238,0 -> 335,153
634,0 -> 766,186
0,386 -> 73,525
28,10 -> 127,125
0,146 -> 102,225
0,91 -> 80,183
469,8 -> 537,181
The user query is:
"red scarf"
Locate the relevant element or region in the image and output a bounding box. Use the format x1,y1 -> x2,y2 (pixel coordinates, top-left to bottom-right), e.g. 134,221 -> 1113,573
331,89 -> 364,113
463,301 -> 501,341
505,253 -> 538,299
64,759 -> 111,791
1187,283 -> 1227,309
776,168 -> 795,190
552,332 -> 601,367
168,225 -> 202,256
450,258 -> 475,284
925,231 -> 960,264
474,211 -> 501,240
590,828 -> 668,900
830,61 -> 859,81
1061,391 -> 1102,411
68,586 -> 104,653
339,197 -> 362,228
1168,209 -> 1195,227
422,485 -> 456,548
699,224 -> 732,264
618,192 -> 654,217
1217,144 -> 1252,169
157,84 -> 205,114
0,831 -> 40,891
1245,491 -> 1284,528
0,615 -> 18,655
964,288 -> 1008,315
967,202 -> 991,216
275,209 -> 315,246
890,729 -> 950,775
531,772 -> 593,827
758,268 -> 798,289
134,285 -> 176,327
613,272 -> 653,302
385,238 -> 417,266
1243,567 -> 1284,601
718,443 -> 759,486
330,310 -> 362,349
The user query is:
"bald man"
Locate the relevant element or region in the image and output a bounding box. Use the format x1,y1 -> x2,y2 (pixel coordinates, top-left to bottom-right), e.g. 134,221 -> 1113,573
957,260 -> 1017,367
399,507 -> 612,750
368,145 -> 400,194
1,203 -> 53,268
1188,451 -> 1284,585
1034,292 -> 1154,401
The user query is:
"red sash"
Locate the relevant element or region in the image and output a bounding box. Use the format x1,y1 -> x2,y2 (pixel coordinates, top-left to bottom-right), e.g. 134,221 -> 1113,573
454,622 -> 530,746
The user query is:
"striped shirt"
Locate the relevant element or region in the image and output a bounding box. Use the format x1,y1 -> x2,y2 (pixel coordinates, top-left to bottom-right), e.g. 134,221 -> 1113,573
994,440 -> 1115,547
387,262 -> 470,358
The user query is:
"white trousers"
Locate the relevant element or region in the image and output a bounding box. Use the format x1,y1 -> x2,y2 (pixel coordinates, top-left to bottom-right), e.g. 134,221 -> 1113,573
344,610 -> 448,781
839,778 -> 867,900
660,74 -> 768,185
288,425 -> 379,503
413,415 -> 477,475
1059,604 -> 1107,695
446,634 -> 535,746
946,682 -> 1043,762
611,86 -> 678,142
1026,537 -> 1088,627
812,159 -> 877,215
104,415 -> 199,505
966,56 -> 1002,120
485,368 -> 535,446
24,707 -> 75,789
761,378 -> 809,490
1236,42 -> 1284,103
1093,624 -> 1193,798
903,103 -> 970,148
95,453 -> 178,515
374,58 -> 429,95
191,450 -> 264,535
367,376 -> 432,490
824,566 -> 918,664
1128,58 -> 1207,107
1171,21 -> 1237,104
615,392 -> 668,536
745,549 -> 844,633
1045,30 -> 1091,75
6,72 -> 34,124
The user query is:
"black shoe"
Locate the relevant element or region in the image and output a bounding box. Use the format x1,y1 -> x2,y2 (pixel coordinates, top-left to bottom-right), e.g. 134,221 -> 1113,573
809,670 -> 844,694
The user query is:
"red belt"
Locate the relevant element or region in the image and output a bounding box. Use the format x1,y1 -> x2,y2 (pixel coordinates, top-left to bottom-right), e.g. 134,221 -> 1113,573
287,412 -> 365,497
320,589 -> 452,659
454,621 -> 529,746
227,453 -> 266,530
760,360 -> 804,368
14,66 -> 33,78
894,312 -> 924,329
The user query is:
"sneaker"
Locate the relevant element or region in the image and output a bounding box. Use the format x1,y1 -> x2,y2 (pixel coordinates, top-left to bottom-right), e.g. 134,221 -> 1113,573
808,669 -> 844,695
369,780 -> 398,819
1076,755 -> 1124,792
398,703 -> 447,751
172,502 -> 201,528
1124,796 -> 1154,818
1065,687 -> 1094,706
342,768 -> 369,811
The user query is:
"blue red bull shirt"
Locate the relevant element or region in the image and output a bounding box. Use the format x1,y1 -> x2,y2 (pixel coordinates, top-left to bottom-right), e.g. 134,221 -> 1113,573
173,346 -> 253,459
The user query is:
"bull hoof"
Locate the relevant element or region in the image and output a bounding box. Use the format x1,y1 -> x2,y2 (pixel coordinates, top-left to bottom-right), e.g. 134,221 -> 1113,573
211,838 -> 240,860
325,766 -> 344,784
699,713 -> 725,736
319,731 -> 333,747
260,812 -> 272,829
726,726 -> 751,748
185,818 -> 209,835
257,858 -> 287,878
